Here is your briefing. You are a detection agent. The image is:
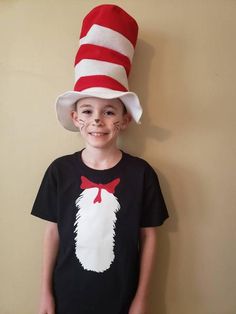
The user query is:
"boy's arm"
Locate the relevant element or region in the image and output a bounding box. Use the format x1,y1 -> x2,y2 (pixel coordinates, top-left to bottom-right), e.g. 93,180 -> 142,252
38,221 -> 59,314
129,227 -> 157,314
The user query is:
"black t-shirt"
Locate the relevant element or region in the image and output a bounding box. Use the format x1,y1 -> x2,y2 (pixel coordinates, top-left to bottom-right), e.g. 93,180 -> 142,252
31,150 -> 169,314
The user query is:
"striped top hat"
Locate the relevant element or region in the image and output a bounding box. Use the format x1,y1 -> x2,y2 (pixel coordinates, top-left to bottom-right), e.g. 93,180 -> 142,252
56,4 -> 142,131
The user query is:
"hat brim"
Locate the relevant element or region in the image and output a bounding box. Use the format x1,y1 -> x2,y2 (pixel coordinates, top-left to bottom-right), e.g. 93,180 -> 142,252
55,89 -> 143,131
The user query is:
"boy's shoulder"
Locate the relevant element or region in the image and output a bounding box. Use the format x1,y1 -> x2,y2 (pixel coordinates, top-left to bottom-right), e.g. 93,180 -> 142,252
52,151 -> 78,163
47,151 -> 78,171
122,151 -> 155,172
123,151 -> 147,164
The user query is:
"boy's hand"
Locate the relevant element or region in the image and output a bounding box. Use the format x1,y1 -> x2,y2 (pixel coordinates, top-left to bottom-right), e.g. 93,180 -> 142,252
128,296 -> 148,314
38,291 -> 55,314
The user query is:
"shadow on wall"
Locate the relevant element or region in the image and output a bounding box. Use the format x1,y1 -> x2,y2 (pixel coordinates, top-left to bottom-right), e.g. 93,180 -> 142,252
120,37 -> 171,156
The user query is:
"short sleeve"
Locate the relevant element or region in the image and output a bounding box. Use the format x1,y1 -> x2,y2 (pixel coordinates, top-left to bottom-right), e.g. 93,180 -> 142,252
140,165 -> 169,227
31,163 -> 58,222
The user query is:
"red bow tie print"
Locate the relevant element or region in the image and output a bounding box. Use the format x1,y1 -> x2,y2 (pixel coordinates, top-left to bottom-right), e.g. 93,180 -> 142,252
80,176 -> 120,203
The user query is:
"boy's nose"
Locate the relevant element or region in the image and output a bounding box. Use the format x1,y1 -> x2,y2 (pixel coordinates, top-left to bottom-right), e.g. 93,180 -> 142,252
92,118 -> 103,126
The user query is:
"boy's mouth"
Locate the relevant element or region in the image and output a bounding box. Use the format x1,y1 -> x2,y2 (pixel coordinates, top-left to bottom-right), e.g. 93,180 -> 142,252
89,132 -> 109,137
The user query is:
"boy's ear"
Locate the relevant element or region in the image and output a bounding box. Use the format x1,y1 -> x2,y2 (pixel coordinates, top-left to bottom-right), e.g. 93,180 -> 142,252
120,113 -> 132,130
71,110 -> 80,128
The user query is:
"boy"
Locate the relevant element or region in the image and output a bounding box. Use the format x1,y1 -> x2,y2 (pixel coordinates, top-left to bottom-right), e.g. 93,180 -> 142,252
32,4 -> 169,314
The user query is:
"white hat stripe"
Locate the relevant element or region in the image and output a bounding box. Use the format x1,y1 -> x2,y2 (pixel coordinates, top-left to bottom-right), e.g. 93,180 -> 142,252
74,59 -> 129,89
79,24 -> 134,61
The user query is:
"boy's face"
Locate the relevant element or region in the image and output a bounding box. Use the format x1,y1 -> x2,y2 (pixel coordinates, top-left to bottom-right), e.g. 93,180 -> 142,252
71,97 -> 131,150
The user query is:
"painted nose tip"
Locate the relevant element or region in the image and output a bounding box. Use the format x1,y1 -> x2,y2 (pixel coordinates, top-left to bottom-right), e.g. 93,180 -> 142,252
95,119 -> 100,123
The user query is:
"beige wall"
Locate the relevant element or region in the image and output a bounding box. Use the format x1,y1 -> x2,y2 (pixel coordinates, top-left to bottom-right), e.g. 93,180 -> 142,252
1,0 -> 236,313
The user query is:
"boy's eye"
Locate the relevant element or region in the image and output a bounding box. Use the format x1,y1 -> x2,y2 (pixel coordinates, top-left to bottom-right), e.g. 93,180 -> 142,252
104,111 -> 115,116
82,110 -> 92,114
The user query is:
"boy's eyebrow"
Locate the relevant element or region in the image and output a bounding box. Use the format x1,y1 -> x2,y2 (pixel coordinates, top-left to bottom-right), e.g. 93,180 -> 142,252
78,104 -> 92,108
103,104 -> 117,110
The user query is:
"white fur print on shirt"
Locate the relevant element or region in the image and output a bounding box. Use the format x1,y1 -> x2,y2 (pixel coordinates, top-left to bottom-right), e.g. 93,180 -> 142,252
74,185 -> 120,272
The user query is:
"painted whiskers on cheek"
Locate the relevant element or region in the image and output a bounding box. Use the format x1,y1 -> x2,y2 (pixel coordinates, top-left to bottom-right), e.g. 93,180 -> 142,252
78,119 -> 85,131
113,121 -> 121,131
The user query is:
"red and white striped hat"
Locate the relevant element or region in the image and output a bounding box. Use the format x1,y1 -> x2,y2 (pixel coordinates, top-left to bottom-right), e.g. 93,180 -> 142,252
56,4 -> 142,131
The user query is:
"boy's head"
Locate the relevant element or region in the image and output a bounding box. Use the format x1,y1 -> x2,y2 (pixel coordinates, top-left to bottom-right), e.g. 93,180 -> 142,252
55,5 -> 142,132
71,97 -> 131,149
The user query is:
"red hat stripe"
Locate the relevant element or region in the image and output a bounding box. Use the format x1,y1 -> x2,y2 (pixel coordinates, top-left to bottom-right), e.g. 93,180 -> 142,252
80,24 -> 134,61
74,44 -> 131,76
80,4 -> 138,47
74,75 -> 128,92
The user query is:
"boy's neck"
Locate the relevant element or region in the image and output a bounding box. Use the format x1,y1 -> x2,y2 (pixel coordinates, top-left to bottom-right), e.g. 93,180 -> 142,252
81,146 -> 122,170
